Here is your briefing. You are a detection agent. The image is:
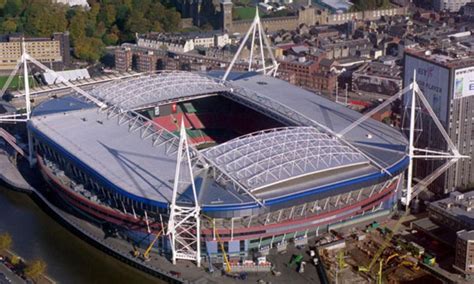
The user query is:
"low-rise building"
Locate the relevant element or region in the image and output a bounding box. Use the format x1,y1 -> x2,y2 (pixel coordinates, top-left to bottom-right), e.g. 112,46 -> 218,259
454,230 -> 474,279
136,31 -> 231,53
433,0 -> 473,12
278,55 -> 337,93
352,62 -> 402,96
114,47 -> 133,72
428,191 -> 474,232
0,32 -> 70,71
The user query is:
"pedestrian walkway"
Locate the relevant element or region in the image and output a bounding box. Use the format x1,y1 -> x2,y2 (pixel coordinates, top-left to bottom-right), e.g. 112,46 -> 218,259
0,150 -> 31,192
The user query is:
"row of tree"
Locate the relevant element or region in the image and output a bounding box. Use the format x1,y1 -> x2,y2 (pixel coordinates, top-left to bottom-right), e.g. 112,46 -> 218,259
0,232 -> 47,280
0,0 -> 182,61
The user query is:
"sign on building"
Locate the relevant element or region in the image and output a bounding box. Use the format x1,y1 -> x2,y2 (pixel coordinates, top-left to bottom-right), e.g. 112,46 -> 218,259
454,67 -> 474,99
404,55 -> 450,125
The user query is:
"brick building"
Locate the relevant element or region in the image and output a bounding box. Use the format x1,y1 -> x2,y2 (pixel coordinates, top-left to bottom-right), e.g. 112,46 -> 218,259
278,55 -> 337,93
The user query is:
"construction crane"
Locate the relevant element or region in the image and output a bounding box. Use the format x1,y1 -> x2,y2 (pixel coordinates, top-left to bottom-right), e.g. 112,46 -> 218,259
377,259 -> 383,284
338,250 -> 347,270
358,210 -> 409,273
142,214 -> 166,260
202,215 -> 231,273
143,227 -> 165,260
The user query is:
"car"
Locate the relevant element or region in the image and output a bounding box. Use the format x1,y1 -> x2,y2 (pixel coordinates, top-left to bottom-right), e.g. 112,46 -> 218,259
3,263 -> 14,271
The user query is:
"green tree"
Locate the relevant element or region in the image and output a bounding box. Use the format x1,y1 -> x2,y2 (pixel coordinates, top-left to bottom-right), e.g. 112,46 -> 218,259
24,259 -> 47,280
0,233 -> 12,252
3,0 -> 22,17
1,17 -> 17,33
23,0 -> 67,36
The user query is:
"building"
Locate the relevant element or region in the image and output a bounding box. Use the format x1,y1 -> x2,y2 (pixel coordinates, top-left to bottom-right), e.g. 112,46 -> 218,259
315,0 -> 353,13
352,62 -> 402,96
0,33 -> 70,71
278,55 -> 337,93
463,2 -> 474,19
428,191 -> 474,232
53,0 -> 89,7
433,0 -> 473,12
28,71 -> 408,264
403,47 -> 474,194
114,47 -> 133,72
455,230 -> 474,278
136,32 -> 230,54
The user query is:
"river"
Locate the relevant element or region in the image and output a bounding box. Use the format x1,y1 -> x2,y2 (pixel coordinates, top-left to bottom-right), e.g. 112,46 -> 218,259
0,185 -> 160,284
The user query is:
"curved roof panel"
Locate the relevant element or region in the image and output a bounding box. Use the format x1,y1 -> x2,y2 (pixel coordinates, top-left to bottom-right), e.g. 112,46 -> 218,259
90,71 -> 230,109
203,127 -> 369,192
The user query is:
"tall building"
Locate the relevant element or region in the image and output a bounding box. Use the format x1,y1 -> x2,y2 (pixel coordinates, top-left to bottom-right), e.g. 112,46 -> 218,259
0,33 -> 70,71
433,0 -> 473,12
220,0 -> 233,32
455,230 -> 474,279
403,48 -> 474,194
114,47 -> 133,72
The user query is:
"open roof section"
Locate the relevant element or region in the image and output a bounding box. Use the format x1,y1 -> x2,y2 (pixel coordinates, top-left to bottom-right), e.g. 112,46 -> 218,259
203,127 -> 370,192
89,71 -> 231,110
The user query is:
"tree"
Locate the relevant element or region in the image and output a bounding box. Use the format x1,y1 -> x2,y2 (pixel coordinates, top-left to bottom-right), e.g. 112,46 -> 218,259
0,233 -> 12,252
1,17 -> 17,33
24,259 -> 47,280
3,0 -> 22,17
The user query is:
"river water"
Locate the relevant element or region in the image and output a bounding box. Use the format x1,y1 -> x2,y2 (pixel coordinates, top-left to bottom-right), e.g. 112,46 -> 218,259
0,185 -> 160,284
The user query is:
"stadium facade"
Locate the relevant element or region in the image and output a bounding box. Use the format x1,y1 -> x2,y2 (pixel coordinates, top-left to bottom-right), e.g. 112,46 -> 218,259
27,71 -> 409,262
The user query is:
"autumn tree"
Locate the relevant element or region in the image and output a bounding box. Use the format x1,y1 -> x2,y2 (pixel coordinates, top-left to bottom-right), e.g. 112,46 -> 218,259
0,232 -> 12,252
24,259 -> 47,280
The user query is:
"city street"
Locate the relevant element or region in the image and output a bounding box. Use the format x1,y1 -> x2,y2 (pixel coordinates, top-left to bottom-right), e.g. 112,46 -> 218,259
0,263 -> 25,284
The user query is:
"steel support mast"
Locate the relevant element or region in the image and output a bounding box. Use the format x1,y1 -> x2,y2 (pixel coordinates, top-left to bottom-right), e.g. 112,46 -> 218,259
167,121 -> 201,267
222,7 -> 278,81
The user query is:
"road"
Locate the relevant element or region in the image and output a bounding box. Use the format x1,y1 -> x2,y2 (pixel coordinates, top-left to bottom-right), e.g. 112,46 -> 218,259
0,263 -> 25,284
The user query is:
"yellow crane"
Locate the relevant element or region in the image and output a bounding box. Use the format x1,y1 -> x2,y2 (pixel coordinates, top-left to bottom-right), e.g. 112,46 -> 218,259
143,227 -> 165,260
377,259 -> 383,284
202,215 -> 231,273
338,250 -> 347,270
358,210 -> 409,273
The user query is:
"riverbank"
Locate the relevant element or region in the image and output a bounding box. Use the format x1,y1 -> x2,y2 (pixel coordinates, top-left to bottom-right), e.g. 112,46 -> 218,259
0,186 -> 159,284
0,248 -> 56,284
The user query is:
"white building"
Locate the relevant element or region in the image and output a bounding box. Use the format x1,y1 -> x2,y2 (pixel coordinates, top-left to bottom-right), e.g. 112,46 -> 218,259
433,0 -> 473,12
137,32 -> 230,53
53,0 -> 89,7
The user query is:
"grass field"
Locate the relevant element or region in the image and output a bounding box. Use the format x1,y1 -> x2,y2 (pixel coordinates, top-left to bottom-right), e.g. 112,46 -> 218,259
0,75 -> 35,90
234,7 -> 256,20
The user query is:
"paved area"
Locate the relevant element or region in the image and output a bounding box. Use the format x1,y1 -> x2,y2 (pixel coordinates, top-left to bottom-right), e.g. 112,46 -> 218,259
0,263 -> 25,284
0,149 -> 31,192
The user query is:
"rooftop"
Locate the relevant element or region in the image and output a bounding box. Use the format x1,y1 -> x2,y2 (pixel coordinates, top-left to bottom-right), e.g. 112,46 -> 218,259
30,71 -> 408,212
429,190 -> 474,230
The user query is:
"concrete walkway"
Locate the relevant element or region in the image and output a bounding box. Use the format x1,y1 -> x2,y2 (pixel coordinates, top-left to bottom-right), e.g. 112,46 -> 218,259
0,150 -> 31,192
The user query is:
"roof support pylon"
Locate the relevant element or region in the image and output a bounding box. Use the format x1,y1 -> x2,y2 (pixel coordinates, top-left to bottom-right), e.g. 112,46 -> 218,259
401,70 -> 469,207
222,8 -> 279,81
167,120 -> 201,267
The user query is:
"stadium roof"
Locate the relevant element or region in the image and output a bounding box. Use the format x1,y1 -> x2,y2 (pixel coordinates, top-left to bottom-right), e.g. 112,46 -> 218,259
90,71 -> 230,110
30,71 -> 409,214
219,72 -> 408,170
203,127 -> 369,192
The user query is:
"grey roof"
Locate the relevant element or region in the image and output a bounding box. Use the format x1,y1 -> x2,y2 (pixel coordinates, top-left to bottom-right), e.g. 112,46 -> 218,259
89,71 -> 230,110
223,73 -> 408,169
203,127 -> 369,192
30,107 -> 178,204
30,71 -> 409,210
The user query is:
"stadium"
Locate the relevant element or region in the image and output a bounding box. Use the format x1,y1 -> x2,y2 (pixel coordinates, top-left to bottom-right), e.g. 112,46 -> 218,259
27,70 -> 409,264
